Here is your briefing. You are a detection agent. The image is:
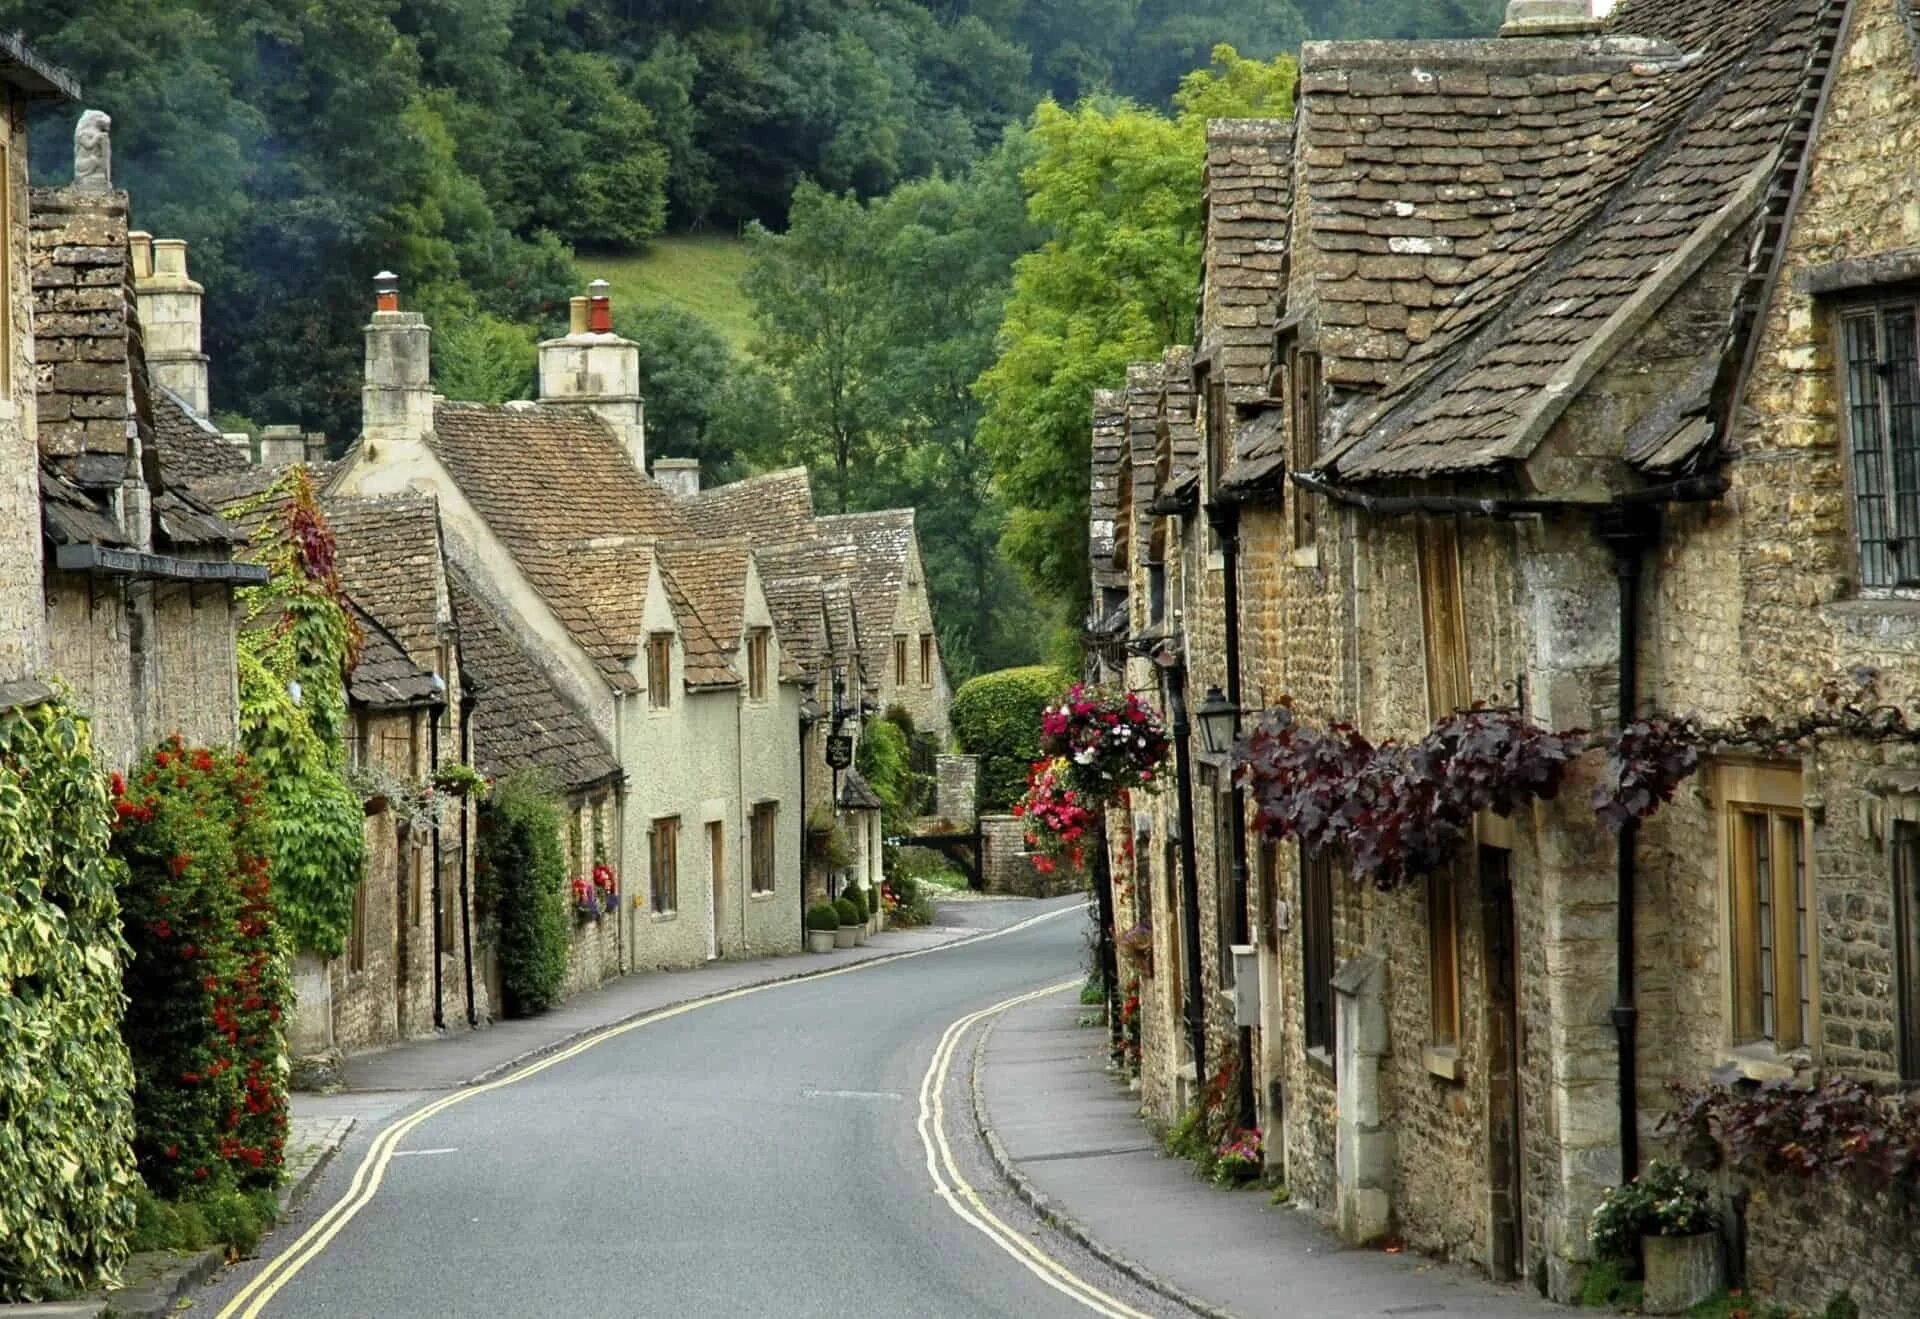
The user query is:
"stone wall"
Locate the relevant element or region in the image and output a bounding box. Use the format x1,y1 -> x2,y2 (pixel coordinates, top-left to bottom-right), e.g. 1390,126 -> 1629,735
149,581 -> 239,749
1742,1176 -> 1920,1317
935,753 -> 977,824
980,813 -> 1080,897
0,92 -> 46,685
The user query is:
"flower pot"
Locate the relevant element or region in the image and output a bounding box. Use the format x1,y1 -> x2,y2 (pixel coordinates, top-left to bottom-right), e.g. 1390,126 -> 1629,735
851,922 -> 868,946
1641,1232 -> 1722,1314
807,929 -> 835,954
833,925 -> 857,949
869,911 -> 882,935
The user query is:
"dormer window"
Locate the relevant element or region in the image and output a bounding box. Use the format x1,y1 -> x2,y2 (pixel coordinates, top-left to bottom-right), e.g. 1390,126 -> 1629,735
1840,300 -> 1920,589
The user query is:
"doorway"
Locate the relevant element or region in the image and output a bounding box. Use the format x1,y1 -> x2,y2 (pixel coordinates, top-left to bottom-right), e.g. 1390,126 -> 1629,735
707,821 -> 725,960
1481,845 -> 1524,1282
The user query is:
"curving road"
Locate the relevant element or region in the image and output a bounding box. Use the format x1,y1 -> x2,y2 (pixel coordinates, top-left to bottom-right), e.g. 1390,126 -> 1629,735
198,897 -> 1195,1318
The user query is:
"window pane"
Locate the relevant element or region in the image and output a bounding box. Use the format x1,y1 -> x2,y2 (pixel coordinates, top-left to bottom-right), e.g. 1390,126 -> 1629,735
1753,813 -> 1776,1041
1846,313 -> 1894,587
1897,824 -> 1920,1081
1887,307 -> 1920,584
1429,867 -> 1459,1047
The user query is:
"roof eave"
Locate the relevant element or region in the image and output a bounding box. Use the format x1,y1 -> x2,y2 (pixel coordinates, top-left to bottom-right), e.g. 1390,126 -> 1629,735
0,34 -> 80,100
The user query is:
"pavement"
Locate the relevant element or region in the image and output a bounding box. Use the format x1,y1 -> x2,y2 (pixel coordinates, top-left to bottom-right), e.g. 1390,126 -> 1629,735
194,893 -> 1180,1318
975,992 -> 1564,1319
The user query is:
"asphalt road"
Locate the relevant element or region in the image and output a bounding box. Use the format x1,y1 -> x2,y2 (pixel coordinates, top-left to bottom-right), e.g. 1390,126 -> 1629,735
199,897 -> 1195,1318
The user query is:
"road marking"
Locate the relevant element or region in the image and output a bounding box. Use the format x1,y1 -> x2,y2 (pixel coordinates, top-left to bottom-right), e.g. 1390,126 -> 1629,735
216,900 -> 1085,1318
916,982 -> 1158,1319
390,1147 -> 458,1158
801,1087 -> 905,1102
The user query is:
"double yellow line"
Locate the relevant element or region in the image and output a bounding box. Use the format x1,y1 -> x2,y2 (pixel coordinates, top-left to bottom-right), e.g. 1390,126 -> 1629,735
915,982 -> 1157,1319
219,902 -> 1084,1318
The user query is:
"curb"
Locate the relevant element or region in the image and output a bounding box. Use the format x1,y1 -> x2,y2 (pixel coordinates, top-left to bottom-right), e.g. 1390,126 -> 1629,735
966,1002 -> 1238,1319
462,928 -> 981,1087
277,1118 -> 354,1216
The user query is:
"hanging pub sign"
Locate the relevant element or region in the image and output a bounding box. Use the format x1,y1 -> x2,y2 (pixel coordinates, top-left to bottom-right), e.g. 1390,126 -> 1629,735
826,734 -> 854,770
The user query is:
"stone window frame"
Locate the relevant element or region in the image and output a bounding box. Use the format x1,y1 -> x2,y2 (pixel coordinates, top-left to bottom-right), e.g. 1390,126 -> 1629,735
649,814 -> 681,915
918,632 -> 934,689
893,634 -> 908,687
646,632 -> 673,710
1427,864 -> 1462,1061
1826,284 -> 1920,594
750,800 -> 778,895
746,627 -> 770,702
1714,761 -> 1817,1063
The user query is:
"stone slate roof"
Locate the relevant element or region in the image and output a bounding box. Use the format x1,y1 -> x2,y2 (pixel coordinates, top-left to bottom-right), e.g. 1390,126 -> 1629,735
1158,346 -> 1199,490
1125,362 -> 1164,558
347,603 -> 442,710
1318,0 -> 1834,481
757,569 -> 830,676
838,766 -> 885,812
1089,389 -> 1127,586
322,493 -> 447,666
153,388 -> 248,487
428,401 -> 694,692
814,510 -> 917,684
448,564 -> 621,794
657,557 -> 739,690
1202,120 -> 1294,405
681,468 -> 816,544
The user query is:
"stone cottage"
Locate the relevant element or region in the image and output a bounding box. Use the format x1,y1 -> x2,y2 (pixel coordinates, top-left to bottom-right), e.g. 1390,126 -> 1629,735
1084,0 -> 1920,1310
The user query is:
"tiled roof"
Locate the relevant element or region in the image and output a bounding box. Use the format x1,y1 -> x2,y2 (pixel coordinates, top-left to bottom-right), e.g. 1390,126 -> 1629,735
1089,389 -> 1127,587
814,510 -> 916,684
682,468 -> 816,545
29,188 -> 135,461
1202,120 -> 1294,404
1323,0 -> 1830,480
839,766 -> 885,811
153,388 -> 248,487
659,538 -> 751,656
347,603 -> 442,709
428,402 -> 693,691
758,570 -> 829,676
1158,347 -> 1199,489
657,561 -> 739,690
1125,362 -> 1163,558
321,493 -> 447,666
448,564 -> 621,793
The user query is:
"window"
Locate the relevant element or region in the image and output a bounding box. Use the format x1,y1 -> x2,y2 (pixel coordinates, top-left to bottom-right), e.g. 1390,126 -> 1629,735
1204,371 -> 1227,498
893,635 -> 908,686
349,877 -> 368,973
1841,302 -> 1920,588
647,633 -> 673,708
1213,780 -> 1236,988
751,802 -> 778,894
919,633 -> 934,688
1722,766 -> 1810,1050
748,628 -> 770,701
1289,347 -> 1322,549
399,821 -> 422,928
1416,517 -> 1470,719
1257,839 -> 1281,952
650,816 -> 680,913
1148,562 -> 1167,625
1429,866 -> 1460,1048
1895,822 -> 1920,1081
1301,847 -> 1335,1055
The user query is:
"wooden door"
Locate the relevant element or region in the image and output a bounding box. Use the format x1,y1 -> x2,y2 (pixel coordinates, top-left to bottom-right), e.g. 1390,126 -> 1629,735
1481,846 -> 1524,1282
707,821 -> 725,959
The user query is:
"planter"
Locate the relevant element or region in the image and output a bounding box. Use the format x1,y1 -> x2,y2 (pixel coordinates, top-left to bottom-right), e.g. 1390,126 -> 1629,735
851,922 -> 868,946
806,929 -> 836,954
1641,1232 -> 1722,1314
833,925 -> 857,949
870,911 -> 882,935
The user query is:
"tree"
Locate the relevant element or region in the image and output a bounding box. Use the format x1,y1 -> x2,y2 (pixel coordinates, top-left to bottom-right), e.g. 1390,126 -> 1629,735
975,46 -> 1296,632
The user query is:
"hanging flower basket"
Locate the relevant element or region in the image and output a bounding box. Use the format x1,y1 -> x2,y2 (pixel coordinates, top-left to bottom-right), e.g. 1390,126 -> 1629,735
1117,921 -> 1154,977
1014,757 -> 1097,872
570,876 -> 609,923
1040,684 -> 1170,802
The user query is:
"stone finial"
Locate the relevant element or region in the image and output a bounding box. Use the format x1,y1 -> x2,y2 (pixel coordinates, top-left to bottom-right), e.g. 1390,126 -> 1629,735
1501,0 -> 1603,36
73,110 -> 112,191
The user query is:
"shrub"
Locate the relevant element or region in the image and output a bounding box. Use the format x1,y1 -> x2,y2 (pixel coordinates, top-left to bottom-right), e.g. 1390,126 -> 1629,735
806,902 -> 840,931
114,737 -> 289,1199
1589,1160 -> 1716,1263
855,719 -> 914,825
0,699 -> 139,1301
950,666 -> 1072,809
834,897 -> 860,927
128,1184 -> 278,1257
475,772 -> 570,1016
842,885 -> 868,923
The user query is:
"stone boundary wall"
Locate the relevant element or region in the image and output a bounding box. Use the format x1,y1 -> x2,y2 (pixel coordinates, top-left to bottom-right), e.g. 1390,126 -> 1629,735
1741,1176 -> 1918,1317
936,753 -> 978,824
980,813 -> 1083,898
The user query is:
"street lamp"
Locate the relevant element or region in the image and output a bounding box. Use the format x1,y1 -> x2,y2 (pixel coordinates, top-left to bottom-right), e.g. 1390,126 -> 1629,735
1195,684 -> 1240,756
798,694 -> 822,729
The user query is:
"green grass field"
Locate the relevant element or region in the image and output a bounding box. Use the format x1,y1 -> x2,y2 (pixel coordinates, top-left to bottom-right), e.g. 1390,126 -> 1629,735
581,234 -> 756,355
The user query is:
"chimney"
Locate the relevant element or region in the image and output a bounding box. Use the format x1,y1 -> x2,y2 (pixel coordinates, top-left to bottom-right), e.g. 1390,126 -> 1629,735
652,457 -> 701,497
304,432 -> 330,464
259,425 -> 306,469
1501,0 -> 1604,35
132,234 -> 211,417
362,272 -> 433,453
538,278 -> 646,475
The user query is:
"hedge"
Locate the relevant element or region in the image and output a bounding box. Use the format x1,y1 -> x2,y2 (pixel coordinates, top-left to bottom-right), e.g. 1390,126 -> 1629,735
476,772 -> 570,1016
0,699 -> 138,1302
949,666 -> 1073,809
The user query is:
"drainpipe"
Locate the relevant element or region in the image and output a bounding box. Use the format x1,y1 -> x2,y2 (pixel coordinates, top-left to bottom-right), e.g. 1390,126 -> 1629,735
429,703 -> 444,1031
1093,822 -> 1122,1060
1212,501 -> 1257,1131
1166,661 -> 1209,1084
1598,504 -> 1656,1181
458,679 -> 478,1026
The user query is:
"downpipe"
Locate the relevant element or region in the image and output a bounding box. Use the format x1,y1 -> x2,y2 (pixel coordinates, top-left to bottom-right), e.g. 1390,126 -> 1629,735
1213,503 -> 1258,1131
430,704 -> 444,1031
1167,663 -> 1209,1085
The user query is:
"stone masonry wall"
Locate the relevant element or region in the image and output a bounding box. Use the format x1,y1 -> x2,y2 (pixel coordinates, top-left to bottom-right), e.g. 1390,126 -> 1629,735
0,93 -> 47,684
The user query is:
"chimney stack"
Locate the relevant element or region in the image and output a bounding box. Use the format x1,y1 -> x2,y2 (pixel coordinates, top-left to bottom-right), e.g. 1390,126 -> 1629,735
223,432 -> 253,460
362,272 -> 433,453
652,457 -> 701,497
130,232 -> 210,417
304,432 -> 330,464
538,278 -> 646,475
1500,0 -> 1603,35
259,425 -> 306,469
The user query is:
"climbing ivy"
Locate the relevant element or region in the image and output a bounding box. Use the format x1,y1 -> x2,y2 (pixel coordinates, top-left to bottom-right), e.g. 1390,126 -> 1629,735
229,468 -> 366,955
0,696 -> 139,1302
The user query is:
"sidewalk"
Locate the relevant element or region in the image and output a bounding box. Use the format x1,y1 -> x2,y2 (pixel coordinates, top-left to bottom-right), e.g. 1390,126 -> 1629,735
337,911 -> 1017,1092
975,994 -> 1562,1319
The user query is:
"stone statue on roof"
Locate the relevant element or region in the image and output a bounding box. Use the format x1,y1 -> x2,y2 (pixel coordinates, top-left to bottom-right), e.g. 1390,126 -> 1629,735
73,110 -> 112,192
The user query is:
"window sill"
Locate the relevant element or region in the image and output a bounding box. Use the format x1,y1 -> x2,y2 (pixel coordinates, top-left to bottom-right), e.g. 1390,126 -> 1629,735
1423,1044 -> 1463,1083
1821,598 -> 1920,641
649,911 -> 678,924
0,400 -> 15,422
749,890 -> 778,902
1290,545 -> 1319,570
1717,1043 -> 1809,1083
1305,1045 -> 1335,1080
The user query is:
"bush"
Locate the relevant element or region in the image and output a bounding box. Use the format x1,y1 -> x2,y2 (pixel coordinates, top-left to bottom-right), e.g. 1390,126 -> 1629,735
114,736 -> 290,1199
806,902 -> 840,931
834,897 -> 860,927
842,885 -> 868,923
476,772 -> 570,1016
128,1184 -> 278,1257
1589,1160 -> 1716,1263
950,666 -> 1072,809
0,699 -> 139,1301
855,719 -> 914,826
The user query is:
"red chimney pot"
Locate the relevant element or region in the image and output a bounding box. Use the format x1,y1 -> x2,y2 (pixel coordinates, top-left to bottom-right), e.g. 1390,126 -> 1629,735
374,270 -> 400,314
587,278 -> 612,334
